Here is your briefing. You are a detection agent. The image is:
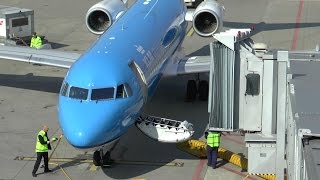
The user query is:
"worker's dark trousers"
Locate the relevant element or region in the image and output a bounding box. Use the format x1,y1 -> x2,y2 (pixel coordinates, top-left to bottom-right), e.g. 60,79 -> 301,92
206,145 -> 218,168
32,152 -> 49,174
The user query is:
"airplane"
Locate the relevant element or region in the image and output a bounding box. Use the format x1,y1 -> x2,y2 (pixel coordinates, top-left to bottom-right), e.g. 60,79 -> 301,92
0,0 -> 224,166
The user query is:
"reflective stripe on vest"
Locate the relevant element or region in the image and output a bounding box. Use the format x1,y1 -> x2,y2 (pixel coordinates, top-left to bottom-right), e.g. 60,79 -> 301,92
36,130 -> 48,152
207,132 -> 220,147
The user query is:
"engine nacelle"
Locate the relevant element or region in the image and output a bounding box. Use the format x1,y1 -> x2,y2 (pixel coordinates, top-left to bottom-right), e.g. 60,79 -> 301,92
86,0 -> 126,35
192,0 -> 224,37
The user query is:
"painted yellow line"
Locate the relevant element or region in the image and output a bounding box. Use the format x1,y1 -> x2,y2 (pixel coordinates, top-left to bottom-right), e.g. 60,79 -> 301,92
89,164 -> 98,171
131,178 -> 145,180
15,157 -> 92,163
15,157 -> 184,167
49,162 -> 72,180
187,27 -> 195,37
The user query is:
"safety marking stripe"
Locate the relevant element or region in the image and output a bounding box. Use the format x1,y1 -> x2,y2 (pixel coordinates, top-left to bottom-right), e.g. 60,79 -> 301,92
187,27 -> 194,37
249,173 -> 276,176
14,156 -> 184,167
89,165 -> 98,171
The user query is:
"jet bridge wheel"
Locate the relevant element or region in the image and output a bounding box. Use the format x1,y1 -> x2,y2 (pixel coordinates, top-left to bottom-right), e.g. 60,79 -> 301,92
186,80 -> 197,102
198,80 -> 209,101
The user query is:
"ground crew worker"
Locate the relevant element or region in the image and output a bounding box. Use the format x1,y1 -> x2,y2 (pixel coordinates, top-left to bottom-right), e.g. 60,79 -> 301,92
205,131 -> 221,169
30,32 -> 42,49
32,125 -> 57,177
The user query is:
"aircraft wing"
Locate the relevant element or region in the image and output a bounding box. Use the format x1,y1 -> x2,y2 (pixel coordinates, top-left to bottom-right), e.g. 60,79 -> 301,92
0,45 -> 80,68
0,45 -> 212,75
163,55 -> 211,76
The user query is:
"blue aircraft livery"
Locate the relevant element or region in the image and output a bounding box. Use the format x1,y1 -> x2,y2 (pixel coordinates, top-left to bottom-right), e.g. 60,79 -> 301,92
58,0 -> 188,150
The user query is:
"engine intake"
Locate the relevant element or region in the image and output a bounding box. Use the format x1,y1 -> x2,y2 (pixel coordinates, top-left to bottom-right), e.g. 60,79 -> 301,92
192,0 -> 224,37
86,0 -> 126,35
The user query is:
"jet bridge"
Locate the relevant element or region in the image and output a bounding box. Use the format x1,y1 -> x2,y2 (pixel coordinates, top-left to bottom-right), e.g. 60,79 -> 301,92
208,29 -> 320,179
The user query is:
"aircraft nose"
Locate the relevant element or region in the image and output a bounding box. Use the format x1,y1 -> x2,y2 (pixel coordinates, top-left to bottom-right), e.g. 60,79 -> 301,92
58,98 -> 121,149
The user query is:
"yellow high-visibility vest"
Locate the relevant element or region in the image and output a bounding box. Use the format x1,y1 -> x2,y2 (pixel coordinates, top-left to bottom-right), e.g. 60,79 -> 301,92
30,36 -> 42,49
207,132 -> 220,147
35,130 -> 48,152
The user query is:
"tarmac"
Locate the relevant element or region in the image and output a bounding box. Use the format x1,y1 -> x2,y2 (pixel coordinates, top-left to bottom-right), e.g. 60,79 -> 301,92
0,0 -> 320,179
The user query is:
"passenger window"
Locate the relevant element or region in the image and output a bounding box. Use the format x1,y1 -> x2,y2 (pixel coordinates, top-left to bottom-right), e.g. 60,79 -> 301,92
91,88 -> 115,100
60,82 -> 69,97
69,86 -> 88,100
116,84 -> 128,98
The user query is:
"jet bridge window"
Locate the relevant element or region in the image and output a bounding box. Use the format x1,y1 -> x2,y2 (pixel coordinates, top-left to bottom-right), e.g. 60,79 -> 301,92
91,88 -> 115,100
60,82 -> 69,97
245,73 -> 260,96
12,17 -> 29,27
116,83 -> 132,98
69,86 -> 89,100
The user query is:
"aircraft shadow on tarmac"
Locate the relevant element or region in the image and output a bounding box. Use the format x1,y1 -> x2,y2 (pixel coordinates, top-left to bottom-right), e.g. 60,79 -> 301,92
0,72 -> 209,179
49,42 -> 69,49
0,73 -> 63,93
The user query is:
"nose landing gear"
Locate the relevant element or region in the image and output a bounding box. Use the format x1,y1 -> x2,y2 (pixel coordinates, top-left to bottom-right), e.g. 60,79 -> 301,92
93,150 -> 112,166
92,139 -> 119,166
185,74 -> 209,102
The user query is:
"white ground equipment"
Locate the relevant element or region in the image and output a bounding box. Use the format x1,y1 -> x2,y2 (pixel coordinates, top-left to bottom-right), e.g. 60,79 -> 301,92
136,115 -> 194,143
0,5 -> 34,45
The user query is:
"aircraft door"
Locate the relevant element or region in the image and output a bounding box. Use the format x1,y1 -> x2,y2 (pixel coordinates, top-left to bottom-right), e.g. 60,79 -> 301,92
129,61 -> 148,103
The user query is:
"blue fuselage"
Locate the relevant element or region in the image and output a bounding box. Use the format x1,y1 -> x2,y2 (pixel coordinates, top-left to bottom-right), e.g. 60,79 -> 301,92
58,0 -> 188,150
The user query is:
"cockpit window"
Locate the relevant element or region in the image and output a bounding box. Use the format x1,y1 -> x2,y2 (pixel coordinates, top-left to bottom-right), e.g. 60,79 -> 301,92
60,82 -> 69,97
69,86 -> 88,100
116,83 -> 132,98
91,88 -> 115,100
124,83 -> 133,97
116,84 -> 127,98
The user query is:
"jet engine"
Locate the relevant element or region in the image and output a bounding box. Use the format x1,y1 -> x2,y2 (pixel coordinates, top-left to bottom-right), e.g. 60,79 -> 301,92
192,0 -> 224,37
86,0 -> 126,35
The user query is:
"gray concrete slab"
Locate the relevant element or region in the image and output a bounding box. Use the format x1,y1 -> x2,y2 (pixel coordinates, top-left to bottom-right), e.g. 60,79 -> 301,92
0,0 -> 319,179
